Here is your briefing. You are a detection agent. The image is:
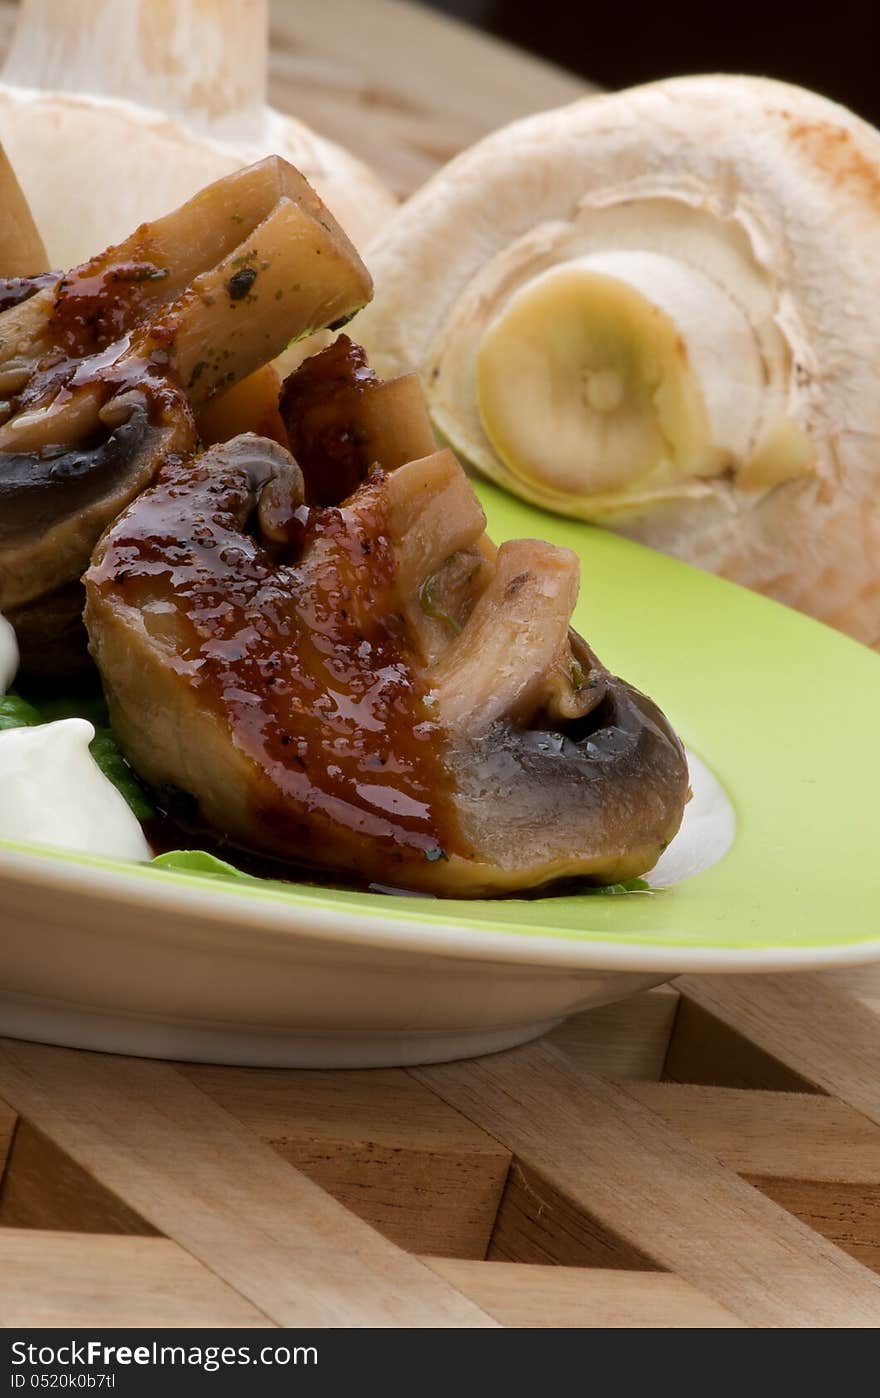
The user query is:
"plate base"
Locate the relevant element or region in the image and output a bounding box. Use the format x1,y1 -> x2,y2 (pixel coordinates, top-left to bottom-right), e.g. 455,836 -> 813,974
0,998 -> 564,1068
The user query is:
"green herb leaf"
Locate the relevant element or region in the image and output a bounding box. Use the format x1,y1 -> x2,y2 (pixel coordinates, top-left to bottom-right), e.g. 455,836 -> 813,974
419,574 -> 462,634
32,692 -> 109,727
0,692 -> 42,730
151,849 -> 256,882
594,878 -> 652,895
88,727 -> 155,822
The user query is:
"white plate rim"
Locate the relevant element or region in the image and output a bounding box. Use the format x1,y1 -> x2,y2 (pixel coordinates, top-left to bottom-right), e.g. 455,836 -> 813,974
3,843 -> 880,976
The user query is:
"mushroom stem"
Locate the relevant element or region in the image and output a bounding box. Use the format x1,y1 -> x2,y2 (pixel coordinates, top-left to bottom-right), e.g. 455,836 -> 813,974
0,144 -> 47,276
429,538 -> 580,734
477,251 -> 769,502
383,450 -> 487,593
0,157 -> 373,453
152,196 -> 372,406
2,0 -> 268,140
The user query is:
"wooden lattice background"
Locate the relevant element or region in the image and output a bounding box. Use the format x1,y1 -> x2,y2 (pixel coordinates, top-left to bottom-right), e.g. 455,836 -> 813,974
4,972 -> 880,1326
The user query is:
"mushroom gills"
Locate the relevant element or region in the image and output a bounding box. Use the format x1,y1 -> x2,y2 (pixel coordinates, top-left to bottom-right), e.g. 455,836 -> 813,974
84,340 -> 688,896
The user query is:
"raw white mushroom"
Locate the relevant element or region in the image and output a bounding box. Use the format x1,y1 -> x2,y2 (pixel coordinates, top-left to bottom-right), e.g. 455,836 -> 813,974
0,612 -> 19,694
0,0 -> 396,266
356,75 -> 880,646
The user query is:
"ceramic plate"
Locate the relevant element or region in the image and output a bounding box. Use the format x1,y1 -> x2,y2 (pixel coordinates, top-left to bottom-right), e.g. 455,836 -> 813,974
2,480 -> 879,1067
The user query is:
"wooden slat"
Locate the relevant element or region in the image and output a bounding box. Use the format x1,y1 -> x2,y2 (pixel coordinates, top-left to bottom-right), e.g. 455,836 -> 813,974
423,1259 -> 745,1329
182,1062 -> 511,1258
627,1083 -> 880,1271
0,1039 -> 495,1328
677,975 -> 880,1122
825,965 -> 880,1014
267,0 -> 588,197
0,1097 -> 14,1176
663,996 -> 818,1094
413,1041 -> 880,1327
0,1229 -> 271,1328
548,987 -> 678,1080
627,1083 -> 880,1181
488,1160 -> 657,1270
0,1119 -> 156,1235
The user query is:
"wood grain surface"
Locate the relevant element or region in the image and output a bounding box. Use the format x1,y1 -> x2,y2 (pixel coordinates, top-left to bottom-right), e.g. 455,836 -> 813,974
414,1040 -> 880,1327
0,1038 -> 495,1327
0,0 -> 589,198
0,1230 -> 272,1328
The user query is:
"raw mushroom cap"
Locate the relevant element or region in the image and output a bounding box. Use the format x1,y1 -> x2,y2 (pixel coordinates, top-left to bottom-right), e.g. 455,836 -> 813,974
356,74 -> 880,645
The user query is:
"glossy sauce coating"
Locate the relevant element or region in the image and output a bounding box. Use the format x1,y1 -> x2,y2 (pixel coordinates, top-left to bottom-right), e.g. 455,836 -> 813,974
4,245 -> 188,432
280,335 -> 382,505
90,444 -> 467,870
0,273 -> 58,314
49,256 -> 171,360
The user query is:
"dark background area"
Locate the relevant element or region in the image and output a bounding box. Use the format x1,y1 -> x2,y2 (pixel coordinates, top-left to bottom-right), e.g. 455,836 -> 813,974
421,1 -> 879,127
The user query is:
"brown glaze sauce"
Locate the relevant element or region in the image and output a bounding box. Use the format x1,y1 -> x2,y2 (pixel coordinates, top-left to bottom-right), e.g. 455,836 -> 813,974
93,447 -> 466,870
5,241 -> 188,433
49,257 -> 171,360
280,335 -> 381,505
0,272 -> 59,314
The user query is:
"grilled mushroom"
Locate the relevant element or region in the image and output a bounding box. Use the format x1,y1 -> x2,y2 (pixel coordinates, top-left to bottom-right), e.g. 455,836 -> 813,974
84,342 -> 687,896
0,156 -> 372,675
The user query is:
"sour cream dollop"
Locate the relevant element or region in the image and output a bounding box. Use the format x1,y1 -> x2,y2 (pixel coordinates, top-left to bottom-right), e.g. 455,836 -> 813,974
0,717 -> 152,861
0,614 -> 19,695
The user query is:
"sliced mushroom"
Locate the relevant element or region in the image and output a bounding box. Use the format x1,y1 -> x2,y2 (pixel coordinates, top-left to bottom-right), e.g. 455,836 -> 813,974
356,75 -> 880,646
84,344 -> 687,896
0,156 -> 372,675
0,0 -> 396,264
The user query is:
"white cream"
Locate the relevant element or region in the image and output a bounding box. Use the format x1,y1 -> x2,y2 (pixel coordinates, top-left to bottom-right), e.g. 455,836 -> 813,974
0,717 -> 151,861
648,749 -> 736,887
0,613 -> 19,695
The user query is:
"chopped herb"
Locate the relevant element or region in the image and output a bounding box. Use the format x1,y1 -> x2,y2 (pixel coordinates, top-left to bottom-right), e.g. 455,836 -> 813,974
419,573 -> 462,634
88,728 -> 155,821
594,878 -> 652,895
227,267 -> 258,301
230,212 -> 244,224
116,264 -> 169,284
